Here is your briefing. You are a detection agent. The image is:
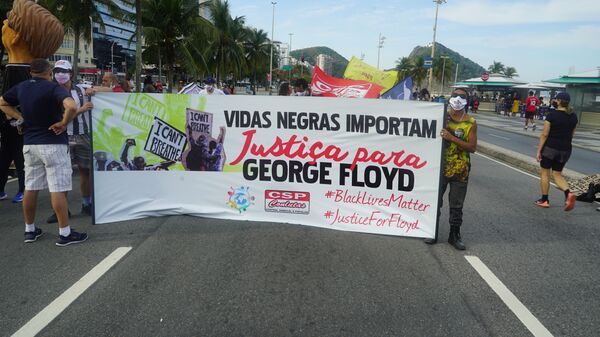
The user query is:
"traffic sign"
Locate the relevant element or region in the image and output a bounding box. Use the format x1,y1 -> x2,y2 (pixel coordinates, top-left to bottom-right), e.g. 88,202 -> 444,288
481,72 -> 490,81
424,57 -> 433,69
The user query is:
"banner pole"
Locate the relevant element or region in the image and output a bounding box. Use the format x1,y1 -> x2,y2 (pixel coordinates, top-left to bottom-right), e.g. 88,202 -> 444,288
89,98 -> 97,226
434,103 -> 448,241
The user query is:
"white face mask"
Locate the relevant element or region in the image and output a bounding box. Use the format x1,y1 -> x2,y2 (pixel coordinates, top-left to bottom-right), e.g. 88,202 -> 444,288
54,72 -> 71,85
449,96 -> 467,111
295,91 -> 305,96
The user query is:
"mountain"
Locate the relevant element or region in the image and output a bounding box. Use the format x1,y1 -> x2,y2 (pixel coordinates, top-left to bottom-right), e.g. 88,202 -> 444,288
408,42 -> 486,81
290,47 -> 349,78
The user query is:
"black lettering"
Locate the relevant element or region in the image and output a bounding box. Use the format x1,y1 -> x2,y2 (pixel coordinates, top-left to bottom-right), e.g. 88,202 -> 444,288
364,165 -> 381,188
224,110 -> 237,127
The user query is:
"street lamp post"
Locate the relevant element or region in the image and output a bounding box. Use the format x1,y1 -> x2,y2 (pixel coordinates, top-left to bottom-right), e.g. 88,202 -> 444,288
288,33 -> 293,82
427,0 -> 446,90
377,33 -> 385,70
269,2 -> 277,95
440,55 -> 449,95
454,63 -> 459,84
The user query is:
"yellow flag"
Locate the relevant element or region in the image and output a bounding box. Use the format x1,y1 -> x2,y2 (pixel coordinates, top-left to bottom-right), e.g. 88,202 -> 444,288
343,56 -> 398,93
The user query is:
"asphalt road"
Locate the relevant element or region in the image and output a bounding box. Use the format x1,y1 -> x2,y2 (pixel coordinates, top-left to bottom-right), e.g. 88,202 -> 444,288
478,124 -> 600,175
1,154 -> 599,337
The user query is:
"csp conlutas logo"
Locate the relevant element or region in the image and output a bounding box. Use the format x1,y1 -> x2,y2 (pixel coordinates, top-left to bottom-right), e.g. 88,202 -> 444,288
264,190 -> 310,215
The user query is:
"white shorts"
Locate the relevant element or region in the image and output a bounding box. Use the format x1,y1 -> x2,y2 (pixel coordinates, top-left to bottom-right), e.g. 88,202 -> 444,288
23,144 -> 73,192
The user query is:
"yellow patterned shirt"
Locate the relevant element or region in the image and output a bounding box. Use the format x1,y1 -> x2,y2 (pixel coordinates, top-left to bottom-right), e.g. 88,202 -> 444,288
443,117 -> 475,181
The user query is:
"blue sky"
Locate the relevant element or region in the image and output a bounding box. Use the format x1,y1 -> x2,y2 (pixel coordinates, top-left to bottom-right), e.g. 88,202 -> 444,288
228,0 -> 600,82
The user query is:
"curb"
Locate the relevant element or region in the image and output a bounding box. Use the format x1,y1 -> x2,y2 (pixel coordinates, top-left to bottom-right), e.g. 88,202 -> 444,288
476,141 -> 586,182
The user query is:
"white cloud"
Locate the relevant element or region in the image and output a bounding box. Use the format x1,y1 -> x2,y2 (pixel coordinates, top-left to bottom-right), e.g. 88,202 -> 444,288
439,0 -> 600,25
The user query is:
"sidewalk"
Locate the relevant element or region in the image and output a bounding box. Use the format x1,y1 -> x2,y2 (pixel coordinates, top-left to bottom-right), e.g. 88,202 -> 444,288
474,109 -> 600,153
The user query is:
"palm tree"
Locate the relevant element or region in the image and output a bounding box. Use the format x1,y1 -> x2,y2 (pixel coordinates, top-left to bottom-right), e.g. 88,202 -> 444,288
504,66 -> 518,78
395,57 -> 412,82
410,56 -> 427,89
141,0 -> 209,92
206,0 -> 248,82
488,60 -> 505,74
135,0 -> 142,92
244,28 -> 270,95
432,56 -> 453,85
38,0 -> 126,80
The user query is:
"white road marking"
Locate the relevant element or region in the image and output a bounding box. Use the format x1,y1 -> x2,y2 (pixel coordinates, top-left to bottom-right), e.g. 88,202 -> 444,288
465,256 -> 554,337
11,247 -> 132,337
488,133 -> 511,140
475,153 -> 556,186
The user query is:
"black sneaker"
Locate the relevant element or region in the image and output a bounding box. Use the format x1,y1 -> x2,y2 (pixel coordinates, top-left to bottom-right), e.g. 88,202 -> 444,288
56,231 -> 88,247
47,210 -> 72,224
24,228 -> 43,243
81,204 -> 92,216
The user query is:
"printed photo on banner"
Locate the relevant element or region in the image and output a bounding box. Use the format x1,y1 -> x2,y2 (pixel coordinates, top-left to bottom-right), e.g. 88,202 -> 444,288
94,138 -> 176,171
144,117 -> 187,162
182,108 -> 227,171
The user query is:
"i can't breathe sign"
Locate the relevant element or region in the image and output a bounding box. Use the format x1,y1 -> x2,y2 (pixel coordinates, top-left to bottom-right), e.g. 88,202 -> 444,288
144,117 -> 187,161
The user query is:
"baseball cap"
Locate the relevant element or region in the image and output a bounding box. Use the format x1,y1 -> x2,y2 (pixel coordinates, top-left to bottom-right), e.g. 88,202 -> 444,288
204,76 -> 216,84
555,92 -> 570,102
54,60 -> 72,71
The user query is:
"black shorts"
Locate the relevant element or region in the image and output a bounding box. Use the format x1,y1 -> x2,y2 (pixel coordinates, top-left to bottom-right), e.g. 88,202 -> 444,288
525,111 -> 535,119
540,146 -> 571,171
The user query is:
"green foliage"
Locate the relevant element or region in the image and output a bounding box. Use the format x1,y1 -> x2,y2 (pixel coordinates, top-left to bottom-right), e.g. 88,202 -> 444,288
290,46 -> 349,78
504,66 -> 518,78
140,0 -> 208,92
408,42 -> 486,82
488,60 -> 505,74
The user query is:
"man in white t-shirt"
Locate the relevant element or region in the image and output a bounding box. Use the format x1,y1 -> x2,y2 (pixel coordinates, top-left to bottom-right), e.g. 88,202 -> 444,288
199,77 -> 225,95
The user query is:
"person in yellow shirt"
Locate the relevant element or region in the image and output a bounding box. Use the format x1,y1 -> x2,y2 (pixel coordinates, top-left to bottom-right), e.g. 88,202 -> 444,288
425,88 -> 478,250
512,94 -> 521,117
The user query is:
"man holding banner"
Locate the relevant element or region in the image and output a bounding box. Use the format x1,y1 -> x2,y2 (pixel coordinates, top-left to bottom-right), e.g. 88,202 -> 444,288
425,88 -> 477,250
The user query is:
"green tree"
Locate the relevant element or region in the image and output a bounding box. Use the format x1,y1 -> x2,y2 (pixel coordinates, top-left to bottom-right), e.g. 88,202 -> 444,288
244,28 -> 270,95
135,0 -> 142,92
395,57 -> 412,82
38,0 -> 126,80
504,66 -> 518,78
140,0 -> 209,92
488,60 -> 505,74
205,0 -> 248,83
410,56 -> 427,89
432,56 -> 453,85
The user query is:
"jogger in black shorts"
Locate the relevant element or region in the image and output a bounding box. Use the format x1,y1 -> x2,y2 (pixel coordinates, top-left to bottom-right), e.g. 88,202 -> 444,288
535,92 -> 578,211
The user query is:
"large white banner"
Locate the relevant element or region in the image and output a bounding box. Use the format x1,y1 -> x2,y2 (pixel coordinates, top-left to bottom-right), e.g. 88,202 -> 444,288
91,93 -> 444,238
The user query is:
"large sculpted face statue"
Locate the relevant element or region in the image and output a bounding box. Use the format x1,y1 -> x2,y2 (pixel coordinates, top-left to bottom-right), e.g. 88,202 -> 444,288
2,0 -> 64,64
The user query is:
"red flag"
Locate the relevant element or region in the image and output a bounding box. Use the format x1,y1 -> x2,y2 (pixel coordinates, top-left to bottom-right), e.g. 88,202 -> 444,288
310,66 -> 383,98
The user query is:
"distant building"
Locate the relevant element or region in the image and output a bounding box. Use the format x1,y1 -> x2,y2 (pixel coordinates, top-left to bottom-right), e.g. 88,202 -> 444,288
316,54 -> 333,75
49,33 -> 96,81
199,0 -> 211,20
92,0 -> 136,76
546,67 -> 600,127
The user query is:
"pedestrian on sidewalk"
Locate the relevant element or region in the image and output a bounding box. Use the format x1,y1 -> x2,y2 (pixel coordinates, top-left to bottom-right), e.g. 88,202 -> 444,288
524,91 -> 540,131
535,92 -> 577,211
46,60 -> 94,224
425,88 -> 478,250
511,94 -> 520,117
0,59 -> 88,246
